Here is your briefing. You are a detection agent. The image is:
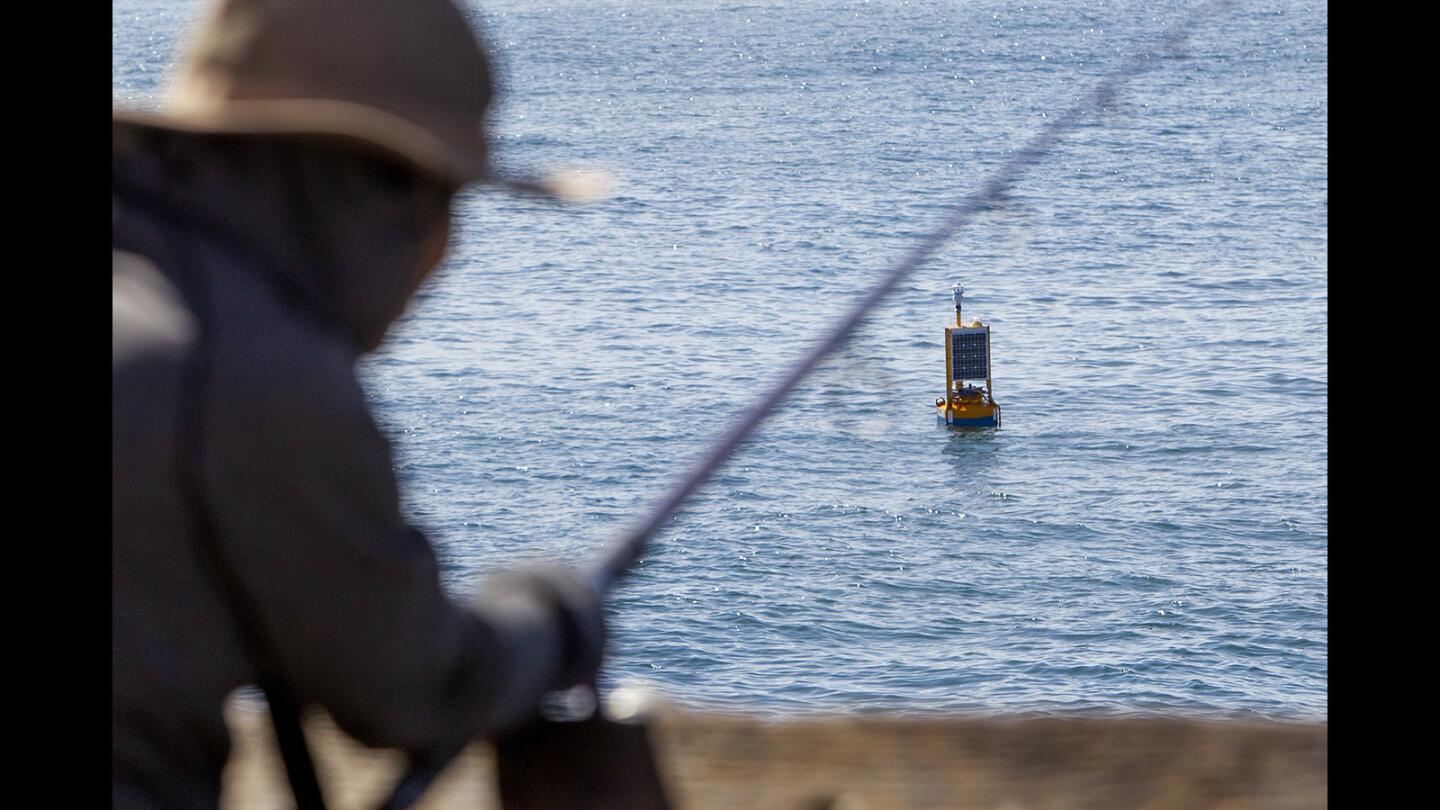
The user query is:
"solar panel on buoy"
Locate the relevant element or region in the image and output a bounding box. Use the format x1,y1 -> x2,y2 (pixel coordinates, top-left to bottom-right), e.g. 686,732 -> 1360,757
950,330 -> 990,381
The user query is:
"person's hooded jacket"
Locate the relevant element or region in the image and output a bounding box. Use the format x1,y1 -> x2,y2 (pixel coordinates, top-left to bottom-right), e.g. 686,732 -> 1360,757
112,127 -> 601,808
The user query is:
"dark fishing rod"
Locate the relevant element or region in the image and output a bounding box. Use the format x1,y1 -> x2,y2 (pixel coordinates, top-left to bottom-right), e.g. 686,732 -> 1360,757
382,2 -> 1233,806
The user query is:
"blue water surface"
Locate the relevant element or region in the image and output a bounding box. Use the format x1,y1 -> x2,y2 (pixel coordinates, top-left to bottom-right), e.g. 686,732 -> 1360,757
114,0 -> 1327,720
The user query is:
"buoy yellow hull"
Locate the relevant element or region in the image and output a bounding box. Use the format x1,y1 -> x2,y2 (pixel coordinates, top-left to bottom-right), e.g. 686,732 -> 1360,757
937,399 -> 1001,428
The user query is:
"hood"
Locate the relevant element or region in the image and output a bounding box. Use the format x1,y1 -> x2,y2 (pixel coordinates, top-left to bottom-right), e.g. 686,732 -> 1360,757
113,125 -> 442,352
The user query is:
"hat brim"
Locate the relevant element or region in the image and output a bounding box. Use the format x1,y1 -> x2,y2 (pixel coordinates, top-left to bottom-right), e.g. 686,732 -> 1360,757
114,98 -> 607,202
114,97 -> 499,188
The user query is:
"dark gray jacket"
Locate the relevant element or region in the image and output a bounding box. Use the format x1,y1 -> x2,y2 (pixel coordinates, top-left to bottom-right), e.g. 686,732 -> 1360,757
113,130 -> 597,808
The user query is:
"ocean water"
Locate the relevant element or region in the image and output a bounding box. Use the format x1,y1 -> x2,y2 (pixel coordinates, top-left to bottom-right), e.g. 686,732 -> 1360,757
113,0 -> 1327,720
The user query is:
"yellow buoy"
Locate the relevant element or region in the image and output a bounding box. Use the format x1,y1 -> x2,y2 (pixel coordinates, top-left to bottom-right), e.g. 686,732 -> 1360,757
936,284 -> 1001,428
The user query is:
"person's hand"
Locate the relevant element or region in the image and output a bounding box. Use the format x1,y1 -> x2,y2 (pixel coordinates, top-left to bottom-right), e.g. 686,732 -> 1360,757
476,565 -> 606,690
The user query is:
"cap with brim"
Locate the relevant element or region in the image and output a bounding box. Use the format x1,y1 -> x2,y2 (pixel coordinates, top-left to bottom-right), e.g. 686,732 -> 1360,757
112,0 -> 608,201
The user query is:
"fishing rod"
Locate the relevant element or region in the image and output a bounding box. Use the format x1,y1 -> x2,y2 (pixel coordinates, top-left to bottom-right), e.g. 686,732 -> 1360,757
382,1 -> 1233,806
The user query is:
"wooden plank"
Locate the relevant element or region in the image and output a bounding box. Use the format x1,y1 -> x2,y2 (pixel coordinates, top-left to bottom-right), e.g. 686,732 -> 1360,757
221,699 -> 1326,809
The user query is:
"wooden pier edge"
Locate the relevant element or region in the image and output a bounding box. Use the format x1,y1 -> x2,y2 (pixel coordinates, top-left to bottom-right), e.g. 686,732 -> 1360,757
221,698 -> 1326,809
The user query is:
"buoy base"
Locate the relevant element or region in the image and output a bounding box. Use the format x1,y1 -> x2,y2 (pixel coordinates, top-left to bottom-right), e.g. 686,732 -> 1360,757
939,413 -> 1000,428
935,393 -> 1001,428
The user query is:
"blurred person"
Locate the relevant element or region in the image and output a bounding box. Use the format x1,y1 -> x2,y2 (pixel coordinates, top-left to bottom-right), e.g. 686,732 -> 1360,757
112,0 -> 604,806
